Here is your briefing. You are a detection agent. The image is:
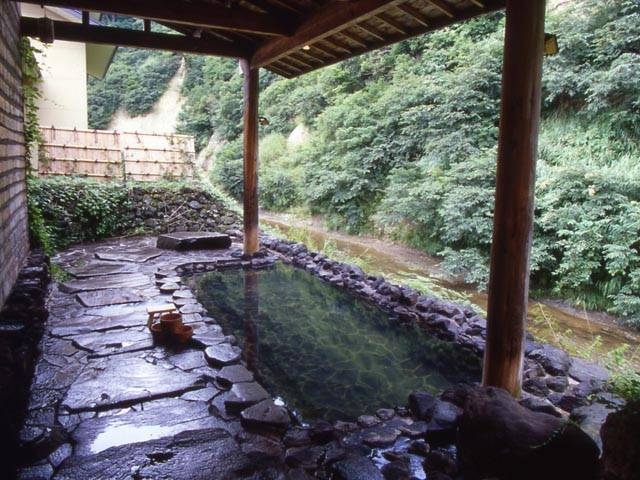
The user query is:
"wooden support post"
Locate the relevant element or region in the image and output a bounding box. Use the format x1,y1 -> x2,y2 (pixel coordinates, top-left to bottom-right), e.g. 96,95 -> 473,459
241,58 -> 259,256
482,0 -> 546,396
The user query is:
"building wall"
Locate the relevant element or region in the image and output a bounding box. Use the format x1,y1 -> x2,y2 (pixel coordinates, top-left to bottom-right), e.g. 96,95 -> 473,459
21,4 -> 88,129
0,0 -> 30,307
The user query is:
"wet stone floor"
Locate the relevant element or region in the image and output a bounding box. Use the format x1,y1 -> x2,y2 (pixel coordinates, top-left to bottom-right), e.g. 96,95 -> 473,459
17,237 -> 290,480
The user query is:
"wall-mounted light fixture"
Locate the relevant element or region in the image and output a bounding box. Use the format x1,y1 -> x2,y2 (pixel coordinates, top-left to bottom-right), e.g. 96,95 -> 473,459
544,33 -> 559,56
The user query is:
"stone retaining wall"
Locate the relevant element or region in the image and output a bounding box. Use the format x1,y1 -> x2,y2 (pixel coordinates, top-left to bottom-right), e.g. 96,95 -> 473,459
0,250 -> 50,477
128,184 -> 241,235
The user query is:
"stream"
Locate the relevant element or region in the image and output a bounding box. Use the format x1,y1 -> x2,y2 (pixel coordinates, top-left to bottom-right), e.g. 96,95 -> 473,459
262,212 -> 640,370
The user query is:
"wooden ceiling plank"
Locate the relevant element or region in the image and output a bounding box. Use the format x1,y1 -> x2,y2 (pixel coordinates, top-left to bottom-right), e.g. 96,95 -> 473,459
323,37 -> 353,54
19,0 -> 291,36
273,58 -> 304,73
340,30 -> 369,48
309,42 -> 338,59
395,4 -> 429,26
288,52 -> 315,68
299,47 -> 328,62
251,0 -> 405,67
376,12 -> 408,34
275,0 -> 505,77
425,0 -> 456,18
356,22 -> 386,41
21,17 -> 250,57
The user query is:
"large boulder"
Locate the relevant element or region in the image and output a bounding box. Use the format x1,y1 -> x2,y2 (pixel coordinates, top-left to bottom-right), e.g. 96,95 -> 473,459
157,231 -> 231,250
600,400 -> 640,480
456,386 -> 599,480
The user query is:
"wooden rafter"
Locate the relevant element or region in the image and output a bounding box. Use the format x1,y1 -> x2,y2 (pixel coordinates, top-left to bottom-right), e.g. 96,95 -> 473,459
426,0 -> 456,18
376,12 -> 408,34
19,0 -> 292,36
21,17 -> 250,57
356,22 -> 386,41
251,0 -> 404,67
395,4 -> 429,27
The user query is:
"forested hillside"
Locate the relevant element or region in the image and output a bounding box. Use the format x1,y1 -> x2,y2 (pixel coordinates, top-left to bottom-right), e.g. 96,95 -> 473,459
88,0 -> 640,326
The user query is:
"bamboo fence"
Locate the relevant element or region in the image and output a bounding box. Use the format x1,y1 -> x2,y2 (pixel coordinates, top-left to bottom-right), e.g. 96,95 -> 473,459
33,126 -> 196,181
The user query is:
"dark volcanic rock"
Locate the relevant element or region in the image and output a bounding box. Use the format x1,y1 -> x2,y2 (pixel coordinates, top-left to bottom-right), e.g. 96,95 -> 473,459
333,457 -> 384,480
568,357 -> 610,385
285,445 -> 325,470
240,399 -> 291,430
529,345 -> 571,376
570,402 -> 617,452
157,232 -> 232,251
456,386 -> 599,480
381,456 -> 411,480
363,426 -> 400,447
600,401 -> 640,480
423,450 -> 457,477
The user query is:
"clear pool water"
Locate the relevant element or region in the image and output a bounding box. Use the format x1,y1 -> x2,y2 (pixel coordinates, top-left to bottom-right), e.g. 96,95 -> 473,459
188,263 -> 480,422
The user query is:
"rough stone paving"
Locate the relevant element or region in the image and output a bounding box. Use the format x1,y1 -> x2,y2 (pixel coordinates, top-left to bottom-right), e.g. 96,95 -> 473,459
15,234 -> 624,479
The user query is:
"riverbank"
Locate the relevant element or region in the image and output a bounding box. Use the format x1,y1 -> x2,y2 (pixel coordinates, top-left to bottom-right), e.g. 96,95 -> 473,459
261,211 -> 640,371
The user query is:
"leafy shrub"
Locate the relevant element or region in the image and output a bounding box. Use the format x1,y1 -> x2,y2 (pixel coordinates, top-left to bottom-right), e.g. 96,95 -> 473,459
28,178 -> 131,250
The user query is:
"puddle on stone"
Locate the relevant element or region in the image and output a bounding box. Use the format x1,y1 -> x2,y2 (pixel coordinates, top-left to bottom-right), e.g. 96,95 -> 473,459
187,263 -> 480,422
90,423 -> 174,453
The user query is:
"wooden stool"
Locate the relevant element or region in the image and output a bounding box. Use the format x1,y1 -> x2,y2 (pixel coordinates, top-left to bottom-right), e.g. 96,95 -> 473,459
147,304 -> 177,329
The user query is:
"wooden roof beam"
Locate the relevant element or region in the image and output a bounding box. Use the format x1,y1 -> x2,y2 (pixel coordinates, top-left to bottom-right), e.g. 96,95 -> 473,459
19,0 -> 292,36
356,22 -> 386,41
21,17 -> 250,58
395,4 -> 429,27
469,0 -> 485,7
340,30 -> 369,48
426,0 -> 456,18
251,0 -> 404,67
376,12 -> 408,34
267,0 -> 506,77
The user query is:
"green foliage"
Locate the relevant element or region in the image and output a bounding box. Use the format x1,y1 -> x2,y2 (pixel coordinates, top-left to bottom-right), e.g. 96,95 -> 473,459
605,345 -> 640,402
177,56 -> 244,149
87,16 -> 181,129
28,178 -> 131,250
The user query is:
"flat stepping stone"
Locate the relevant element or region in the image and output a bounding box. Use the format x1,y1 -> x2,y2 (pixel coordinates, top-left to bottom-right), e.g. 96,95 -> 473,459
68,263 -> 137,278
225,382 -> 270,412
167,349 -> 210,371
71,397 -> 230,456
95,248 -> 163,263
156,276 -> 182,286
241,399 -> 290,430
76,289 -> 144,308
50,311 -> 147,337
173,297 -> 198,307
56,428 -> 252,479
216,365 -> 254,387
173,290 -> 194,299
72,328 -> 153,357
180,303 -> 204,314
159,282 -> 180,294
62,356 -> 204,412
157,231 -> 232,251
61,273 -> 150,294
204,344 -> 242,366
